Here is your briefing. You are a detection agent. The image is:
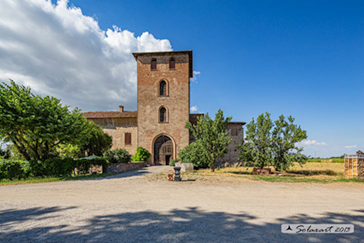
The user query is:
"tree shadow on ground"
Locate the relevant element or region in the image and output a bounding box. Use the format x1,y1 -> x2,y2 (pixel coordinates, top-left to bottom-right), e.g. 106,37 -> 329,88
229,171 -> 252,175
83,167 -> 166,181
286,170 -> 340,176
0,207 -> 363,243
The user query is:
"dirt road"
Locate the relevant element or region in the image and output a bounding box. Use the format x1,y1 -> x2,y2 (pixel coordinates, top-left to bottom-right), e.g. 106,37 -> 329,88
1,166 -> 363,242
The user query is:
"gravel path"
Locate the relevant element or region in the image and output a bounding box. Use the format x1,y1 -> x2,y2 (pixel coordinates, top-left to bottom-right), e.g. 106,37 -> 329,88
0,166 -> 363,243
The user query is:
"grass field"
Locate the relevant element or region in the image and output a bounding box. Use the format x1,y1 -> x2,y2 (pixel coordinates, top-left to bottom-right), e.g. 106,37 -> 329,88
306,158 -> 344,163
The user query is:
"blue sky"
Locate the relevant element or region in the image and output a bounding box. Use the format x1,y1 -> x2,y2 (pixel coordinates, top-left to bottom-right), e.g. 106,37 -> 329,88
70,0 -> 364,157
1,0 -> 363,158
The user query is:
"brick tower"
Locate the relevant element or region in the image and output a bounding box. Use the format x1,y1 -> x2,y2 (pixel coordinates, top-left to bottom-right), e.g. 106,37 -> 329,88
133,51 -> 193,165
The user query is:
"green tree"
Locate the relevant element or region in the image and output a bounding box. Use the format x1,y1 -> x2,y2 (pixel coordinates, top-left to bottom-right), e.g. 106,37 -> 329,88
238,112 -> 307,171
184,109 -> 232,172
271,115 -> 307,171
79,122 -> 112,157
58,144 -> 84,159
238,112 -> 274,169
0,80 -> 88,161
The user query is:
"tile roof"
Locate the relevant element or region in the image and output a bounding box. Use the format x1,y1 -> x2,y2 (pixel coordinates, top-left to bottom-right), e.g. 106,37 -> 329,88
83,111 -> 137,119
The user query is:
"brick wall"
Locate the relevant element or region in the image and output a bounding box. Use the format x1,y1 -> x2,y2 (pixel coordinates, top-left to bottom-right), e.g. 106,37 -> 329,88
136,52 -> 191,164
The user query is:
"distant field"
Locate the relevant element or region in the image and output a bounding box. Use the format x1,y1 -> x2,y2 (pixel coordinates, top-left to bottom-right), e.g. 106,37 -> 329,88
306,158 -> 344,163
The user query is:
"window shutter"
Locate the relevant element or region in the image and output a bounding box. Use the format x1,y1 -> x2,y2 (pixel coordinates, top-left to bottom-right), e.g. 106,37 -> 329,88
125,133 -> 132,145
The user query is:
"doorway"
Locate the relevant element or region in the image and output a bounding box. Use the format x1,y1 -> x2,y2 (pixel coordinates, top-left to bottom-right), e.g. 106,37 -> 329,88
154,135 -> 173,165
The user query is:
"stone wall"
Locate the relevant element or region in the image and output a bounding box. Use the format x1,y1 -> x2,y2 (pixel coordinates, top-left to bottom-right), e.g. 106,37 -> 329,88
106,162 -> 146,174
88,118 -> 138,156
216,123 -> 244,166
136,52 -> 191,164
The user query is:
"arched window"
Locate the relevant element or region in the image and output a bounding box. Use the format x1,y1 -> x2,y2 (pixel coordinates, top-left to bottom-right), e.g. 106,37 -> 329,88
169,58 -> 175,69
151,58 -> 157,70
159,80 -> 166,96
160,107 -> 167,123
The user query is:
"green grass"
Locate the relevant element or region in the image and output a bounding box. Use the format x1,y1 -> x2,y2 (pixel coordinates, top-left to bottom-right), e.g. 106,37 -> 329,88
0,173 -> 115,186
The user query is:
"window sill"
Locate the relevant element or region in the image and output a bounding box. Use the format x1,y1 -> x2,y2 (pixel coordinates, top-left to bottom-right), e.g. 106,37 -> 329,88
158,95 -> 169,97
169,68 -> 176,71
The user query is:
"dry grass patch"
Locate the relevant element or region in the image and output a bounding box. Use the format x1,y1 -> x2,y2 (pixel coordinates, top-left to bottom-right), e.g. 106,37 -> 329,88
147,162 -> 363,184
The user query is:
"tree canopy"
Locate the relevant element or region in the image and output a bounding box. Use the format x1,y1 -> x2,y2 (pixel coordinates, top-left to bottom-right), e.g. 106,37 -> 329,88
79,122 -> 112,157
238,112 -> 307,171
181,109 -> 232,172
0,80 -> 88,161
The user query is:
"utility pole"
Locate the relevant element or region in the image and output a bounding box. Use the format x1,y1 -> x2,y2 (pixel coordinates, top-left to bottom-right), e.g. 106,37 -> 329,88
315,151 -> 316,158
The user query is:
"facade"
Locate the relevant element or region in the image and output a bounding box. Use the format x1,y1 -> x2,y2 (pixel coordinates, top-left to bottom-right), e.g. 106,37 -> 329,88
83,50 -> 245,165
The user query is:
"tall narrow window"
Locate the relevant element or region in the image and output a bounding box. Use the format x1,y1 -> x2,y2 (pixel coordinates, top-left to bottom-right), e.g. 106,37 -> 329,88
125,133 -> 132,145
169,58 -> 175,69
151,58 -> 157,70
160,80 -> 166,96
160,107 -> 166,123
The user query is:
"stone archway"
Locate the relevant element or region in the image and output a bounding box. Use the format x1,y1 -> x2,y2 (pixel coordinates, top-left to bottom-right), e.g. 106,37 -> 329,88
154,135 -> 173,165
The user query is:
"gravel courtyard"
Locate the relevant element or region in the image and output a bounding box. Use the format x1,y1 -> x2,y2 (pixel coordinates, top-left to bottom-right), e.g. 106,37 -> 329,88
1,166 -> 363,243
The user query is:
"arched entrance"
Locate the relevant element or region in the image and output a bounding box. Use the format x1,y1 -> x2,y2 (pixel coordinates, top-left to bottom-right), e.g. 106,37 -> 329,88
154,135 -> 173,165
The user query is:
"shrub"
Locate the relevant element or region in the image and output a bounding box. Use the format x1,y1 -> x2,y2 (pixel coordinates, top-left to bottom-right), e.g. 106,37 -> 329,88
0,157 -> 108,180
103,149 -> 131,164
179,141 -> 209,168
28,160 -> 47,177
44,158 -> 75,177
29,158 -> 75,177
169,158 -> 179,167
0,159 -> 30,180
132,146 -> 151,162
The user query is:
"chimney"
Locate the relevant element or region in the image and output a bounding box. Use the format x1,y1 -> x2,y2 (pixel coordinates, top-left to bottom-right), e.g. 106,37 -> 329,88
119,105 -> 124,112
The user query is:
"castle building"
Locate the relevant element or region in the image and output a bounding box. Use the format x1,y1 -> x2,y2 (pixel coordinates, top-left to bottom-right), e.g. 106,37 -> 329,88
83,50 -> 245,165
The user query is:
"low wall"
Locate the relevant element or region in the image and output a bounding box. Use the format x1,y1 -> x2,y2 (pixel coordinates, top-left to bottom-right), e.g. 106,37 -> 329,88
106,162 -> 146,174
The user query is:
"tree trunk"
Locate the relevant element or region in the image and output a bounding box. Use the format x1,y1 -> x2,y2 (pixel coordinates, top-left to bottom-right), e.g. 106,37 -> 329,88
12,140 -> 31,161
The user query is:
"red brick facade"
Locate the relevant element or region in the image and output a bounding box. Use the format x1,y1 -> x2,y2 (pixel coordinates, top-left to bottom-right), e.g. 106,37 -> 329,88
133,51 -> 192,164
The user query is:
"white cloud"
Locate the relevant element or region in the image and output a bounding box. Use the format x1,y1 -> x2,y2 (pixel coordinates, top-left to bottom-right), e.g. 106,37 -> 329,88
297,140 -> 327,146
345,145 -> 357,149
191,71 -> 201,83
190,106 -> 198,112
0,0 -> 172,111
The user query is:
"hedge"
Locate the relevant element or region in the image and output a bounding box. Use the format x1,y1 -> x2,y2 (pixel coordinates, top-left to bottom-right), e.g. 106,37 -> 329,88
0,158 -> 107,181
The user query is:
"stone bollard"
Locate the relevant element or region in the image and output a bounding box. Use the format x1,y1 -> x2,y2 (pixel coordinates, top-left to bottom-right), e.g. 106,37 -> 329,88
174,166 -> 181,181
